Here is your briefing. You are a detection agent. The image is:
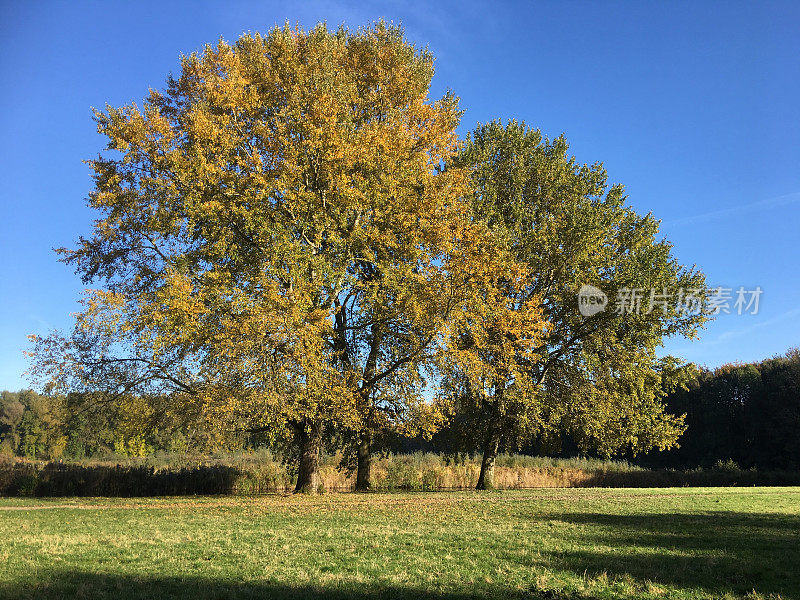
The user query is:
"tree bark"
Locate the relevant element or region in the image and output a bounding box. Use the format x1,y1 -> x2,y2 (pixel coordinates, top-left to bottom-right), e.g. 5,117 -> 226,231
294,420 -> 322,494
355,430 -> 372,492
476,430 -> 500,490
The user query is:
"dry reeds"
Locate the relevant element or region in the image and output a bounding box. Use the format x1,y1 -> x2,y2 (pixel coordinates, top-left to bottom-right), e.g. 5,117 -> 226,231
2,452 -> 798,497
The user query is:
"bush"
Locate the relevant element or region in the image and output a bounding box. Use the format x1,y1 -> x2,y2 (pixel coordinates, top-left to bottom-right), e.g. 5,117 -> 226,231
713,458 -> 742,473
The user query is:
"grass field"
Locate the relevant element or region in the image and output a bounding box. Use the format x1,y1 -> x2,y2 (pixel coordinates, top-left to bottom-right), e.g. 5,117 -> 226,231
1,488 -> 798,600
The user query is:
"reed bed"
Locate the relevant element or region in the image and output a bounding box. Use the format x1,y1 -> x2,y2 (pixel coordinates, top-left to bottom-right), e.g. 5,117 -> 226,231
2,452 -> 798,496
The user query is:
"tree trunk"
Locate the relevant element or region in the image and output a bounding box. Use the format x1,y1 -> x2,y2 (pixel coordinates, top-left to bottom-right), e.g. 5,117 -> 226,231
476,430 -> 500,490
355,430 -> 372,492
294,420 -> 322,494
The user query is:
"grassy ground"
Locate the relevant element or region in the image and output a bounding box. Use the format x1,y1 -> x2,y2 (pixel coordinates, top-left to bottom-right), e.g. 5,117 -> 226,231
1,487 -> 798,599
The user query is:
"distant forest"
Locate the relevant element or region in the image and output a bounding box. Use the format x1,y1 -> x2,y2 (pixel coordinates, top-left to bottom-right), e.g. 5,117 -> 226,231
644,348 -> 800,470
3,348 -> 799,471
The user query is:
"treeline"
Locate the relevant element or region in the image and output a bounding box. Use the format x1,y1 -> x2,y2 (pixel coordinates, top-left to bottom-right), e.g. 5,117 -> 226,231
644,348 -> 800,471
0,391 -> 238,460
4,347 -> 800,471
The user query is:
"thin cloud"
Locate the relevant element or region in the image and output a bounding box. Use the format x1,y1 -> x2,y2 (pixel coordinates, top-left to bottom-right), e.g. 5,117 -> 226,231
715,307 -> 800,343
665,191 -> 800,227
668,307 -> 800,355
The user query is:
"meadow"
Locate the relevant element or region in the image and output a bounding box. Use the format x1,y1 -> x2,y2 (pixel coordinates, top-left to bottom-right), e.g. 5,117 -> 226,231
1,487 -> 798,599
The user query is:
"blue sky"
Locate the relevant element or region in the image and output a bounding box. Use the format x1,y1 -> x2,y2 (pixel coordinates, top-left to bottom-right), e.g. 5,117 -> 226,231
1,1 -> 798,390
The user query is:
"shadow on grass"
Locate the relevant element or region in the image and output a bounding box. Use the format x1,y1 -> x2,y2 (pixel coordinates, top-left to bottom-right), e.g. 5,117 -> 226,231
3,511 -> 798,599
0,574 -> 594,600
543,511 -> 800,598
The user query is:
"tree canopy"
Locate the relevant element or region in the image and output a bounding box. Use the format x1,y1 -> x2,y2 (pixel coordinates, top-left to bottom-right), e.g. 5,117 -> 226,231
29,22 -> 501,492
443,120 -> 708,487
29,24 -> 711,493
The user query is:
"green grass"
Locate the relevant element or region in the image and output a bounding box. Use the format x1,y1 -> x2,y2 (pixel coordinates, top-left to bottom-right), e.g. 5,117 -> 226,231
1,488 -> 798,599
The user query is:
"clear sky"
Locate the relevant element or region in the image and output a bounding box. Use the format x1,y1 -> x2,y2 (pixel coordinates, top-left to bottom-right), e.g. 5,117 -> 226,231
1,1 -> 798,390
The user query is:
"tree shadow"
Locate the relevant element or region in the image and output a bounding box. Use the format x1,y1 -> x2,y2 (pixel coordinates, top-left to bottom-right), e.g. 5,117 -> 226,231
541,510 -> 800,598
0,573 -> 596,600
3,511 -> 798,599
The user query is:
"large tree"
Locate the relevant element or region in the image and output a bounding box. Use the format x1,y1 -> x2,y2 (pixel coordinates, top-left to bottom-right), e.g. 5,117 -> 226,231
29,22 -> 482,492
446,120 -> 709,488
